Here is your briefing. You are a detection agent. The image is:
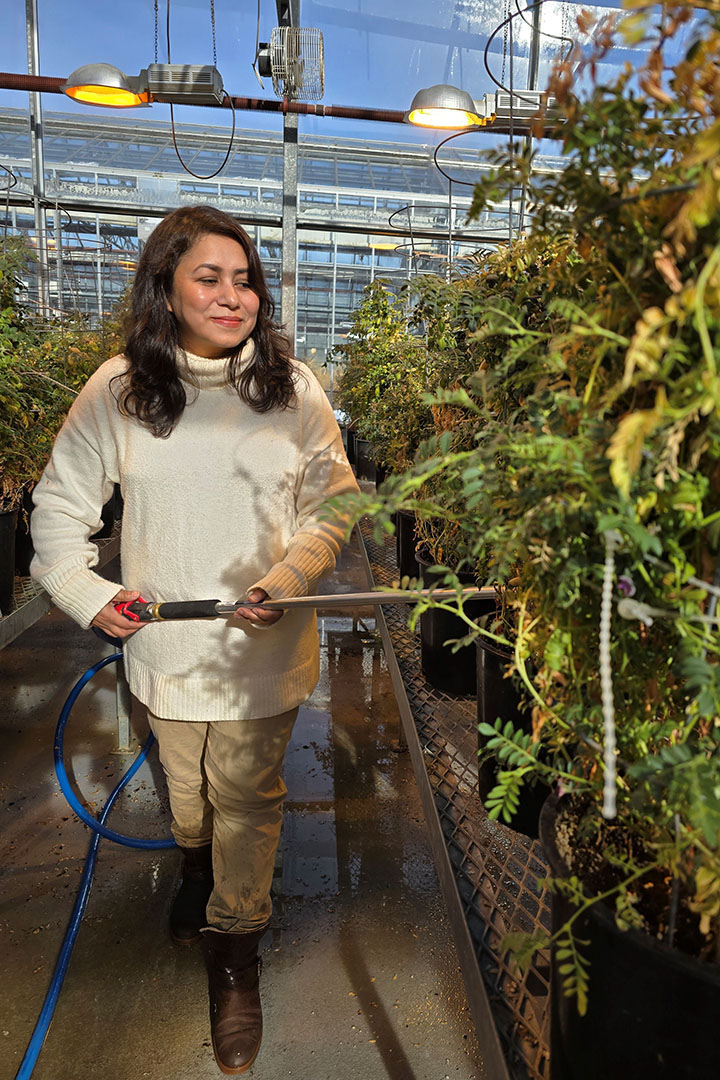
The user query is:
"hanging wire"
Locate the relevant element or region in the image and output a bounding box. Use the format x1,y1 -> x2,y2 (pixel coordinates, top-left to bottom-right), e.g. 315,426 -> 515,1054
432,130 -> 483,190
509,7 -> 515,247
49,200 -> 110,316
512,0 -> 574,65
482,1 -> 578,245
431,130 -> 485,277
387,205 -> 418,276
483,1 -> 574,103
51,199 -> 75,316
1,162 -> 18,249
500,0 -> 511,90
166,0 -> 171,63
157,0 -> 236,180
560,0 -> 571,61
210,0 -> 217,67
252,0 -> 265,88
168,103 -> 236,180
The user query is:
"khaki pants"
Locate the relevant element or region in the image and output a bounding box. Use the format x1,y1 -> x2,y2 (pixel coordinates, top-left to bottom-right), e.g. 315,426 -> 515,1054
147,707 -> 298,933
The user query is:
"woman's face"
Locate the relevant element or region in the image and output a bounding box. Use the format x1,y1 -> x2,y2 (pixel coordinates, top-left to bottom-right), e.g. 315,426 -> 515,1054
167,232 -> 260,358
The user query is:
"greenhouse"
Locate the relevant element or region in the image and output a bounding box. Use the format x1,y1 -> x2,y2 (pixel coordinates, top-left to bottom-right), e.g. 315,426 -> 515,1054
1,2 -> 719,1079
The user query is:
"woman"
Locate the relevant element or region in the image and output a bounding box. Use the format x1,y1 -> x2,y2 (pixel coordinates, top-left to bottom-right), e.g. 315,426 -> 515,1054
30,205 -> 359,1075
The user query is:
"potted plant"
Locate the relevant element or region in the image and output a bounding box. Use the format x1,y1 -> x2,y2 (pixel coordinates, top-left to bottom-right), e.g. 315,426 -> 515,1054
335,272 -> 504,690
334,280 -> 429,482
339,3 -> 720,1072
0,238 -> 125,608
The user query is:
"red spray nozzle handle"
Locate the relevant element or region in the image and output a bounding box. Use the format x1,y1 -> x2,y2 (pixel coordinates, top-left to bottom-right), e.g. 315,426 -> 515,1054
114,596 -> 150,622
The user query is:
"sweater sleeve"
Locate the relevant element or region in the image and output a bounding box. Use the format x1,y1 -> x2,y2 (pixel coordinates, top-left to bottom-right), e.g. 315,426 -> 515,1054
30,361 -> 125,629
251,371 -> 359,599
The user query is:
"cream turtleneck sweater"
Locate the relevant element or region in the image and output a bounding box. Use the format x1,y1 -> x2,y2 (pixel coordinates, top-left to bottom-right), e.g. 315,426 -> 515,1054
30,341 -> 359,721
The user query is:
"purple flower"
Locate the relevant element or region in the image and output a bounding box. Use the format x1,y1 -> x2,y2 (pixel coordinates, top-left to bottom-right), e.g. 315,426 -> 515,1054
617,575 -> 636,598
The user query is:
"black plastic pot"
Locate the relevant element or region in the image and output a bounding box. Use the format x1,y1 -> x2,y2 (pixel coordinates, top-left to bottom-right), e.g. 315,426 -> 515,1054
346,427 -> 357,466
14,487 -> 121,579
14,487 -> 35,576
0,507 -> 18,615
395,509 -> 420,581
476,638 -> 548,838
354,437 -> 378,482
540,794 -> 720,1079
417,552 -> 494,696
90,485 -> 122,540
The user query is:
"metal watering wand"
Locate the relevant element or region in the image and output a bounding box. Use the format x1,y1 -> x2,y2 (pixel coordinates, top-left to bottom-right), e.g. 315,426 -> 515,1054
114,586 -> 497,622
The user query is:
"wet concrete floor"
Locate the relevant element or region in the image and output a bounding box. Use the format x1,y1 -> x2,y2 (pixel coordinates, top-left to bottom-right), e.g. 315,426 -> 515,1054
0,533 -> 485,1079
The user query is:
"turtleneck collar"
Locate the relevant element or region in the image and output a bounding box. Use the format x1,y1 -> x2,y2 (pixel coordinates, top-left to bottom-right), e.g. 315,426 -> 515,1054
176,338 -> 255,390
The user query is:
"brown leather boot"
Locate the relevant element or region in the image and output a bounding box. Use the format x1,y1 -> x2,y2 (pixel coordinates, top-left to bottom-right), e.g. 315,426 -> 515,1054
169,843 -> 213,946
201,928 -> 264,1075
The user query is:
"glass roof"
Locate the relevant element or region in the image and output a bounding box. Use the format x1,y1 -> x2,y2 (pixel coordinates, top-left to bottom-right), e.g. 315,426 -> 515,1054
0,1 -> 705,150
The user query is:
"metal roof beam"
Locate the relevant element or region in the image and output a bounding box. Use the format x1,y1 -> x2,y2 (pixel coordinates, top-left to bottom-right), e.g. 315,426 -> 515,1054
276,1 -> 300,27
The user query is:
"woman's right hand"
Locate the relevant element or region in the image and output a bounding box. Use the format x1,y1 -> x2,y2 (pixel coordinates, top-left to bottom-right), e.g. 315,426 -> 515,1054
91,589 -> 144,640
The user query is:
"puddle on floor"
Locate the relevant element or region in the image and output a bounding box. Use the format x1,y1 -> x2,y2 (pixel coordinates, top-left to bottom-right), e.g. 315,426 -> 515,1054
278,614 -> 435,906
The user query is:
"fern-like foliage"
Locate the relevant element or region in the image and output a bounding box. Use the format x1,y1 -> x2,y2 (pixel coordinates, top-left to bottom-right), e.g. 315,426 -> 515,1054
554,930 -> 591,1016
478,717 -> 542,767
479,718 -> 545,823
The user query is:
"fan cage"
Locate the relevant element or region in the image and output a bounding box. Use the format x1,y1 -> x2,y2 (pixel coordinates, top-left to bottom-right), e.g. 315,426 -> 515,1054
269,26 -> 324,101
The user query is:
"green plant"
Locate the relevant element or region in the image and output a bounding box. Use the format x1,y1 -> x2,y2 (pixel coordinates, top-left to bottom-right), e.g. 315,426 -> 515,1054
0,237 -> 126,510
334,271 -> 511,567
333,281 -> 429,474
339,0 -> 720,1012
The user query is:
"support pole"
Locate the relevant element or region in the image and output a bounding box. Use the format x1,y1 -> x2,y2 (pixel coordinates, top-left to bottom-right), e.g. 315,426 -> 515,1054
281,110 -> 298,351
114,664 -> 133,753
53,204 -> 63,313
518,0 -> 543,235
95,218 -> 104,320
447,179 -> 453,281
25,0 -> 49,316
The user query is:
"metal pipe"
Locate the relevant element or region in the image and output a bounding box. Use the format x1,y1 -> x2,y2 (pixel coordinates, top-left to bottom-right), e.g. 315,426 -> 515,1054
0,71 -> 407,122
0,71 -> 534,132
0,71 -> 65,92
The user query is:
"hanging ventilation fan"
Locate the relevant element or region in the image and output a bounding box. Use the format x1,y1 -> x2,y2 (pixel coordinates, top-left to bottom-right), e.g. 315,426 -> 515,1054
254,26 -> 324,101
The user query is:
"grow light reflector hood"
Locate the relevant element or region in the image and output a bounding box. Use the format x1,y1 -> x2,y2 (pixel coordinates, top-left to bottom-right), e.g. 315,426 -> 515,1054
63,62 -> 225,108
63,63 -> 149,108
406,84 -> 483,129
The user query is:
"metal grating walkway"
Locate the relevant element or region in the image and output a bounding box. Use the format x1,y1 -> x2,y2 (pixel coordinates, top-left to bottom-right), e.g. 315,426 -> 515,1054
357,518 -> 552,1080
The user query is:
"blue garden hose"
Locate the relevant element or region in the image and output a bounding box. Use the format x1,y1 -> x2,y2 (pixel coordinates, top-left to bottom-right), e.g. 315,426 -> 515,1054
53,652 -> 175,850
16,647 -> 175,1080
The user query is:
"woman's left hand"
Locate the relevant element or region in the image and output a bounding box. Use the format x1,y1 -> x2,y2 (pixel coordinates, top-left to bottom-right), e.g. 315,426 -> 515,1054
232,588 -> 284,627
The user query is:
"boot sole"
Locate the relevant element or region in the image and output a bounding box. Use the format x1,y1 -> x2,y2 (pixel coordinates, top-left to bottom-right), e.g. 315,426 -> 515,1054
170,929 -> 202,946
211,1036 -> 261,1075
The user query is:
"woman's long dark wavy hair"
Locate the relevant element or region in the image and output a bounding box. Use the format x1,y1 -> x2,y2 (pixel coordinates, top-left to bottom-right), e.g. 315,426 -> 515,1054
113,205 -> 296,437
